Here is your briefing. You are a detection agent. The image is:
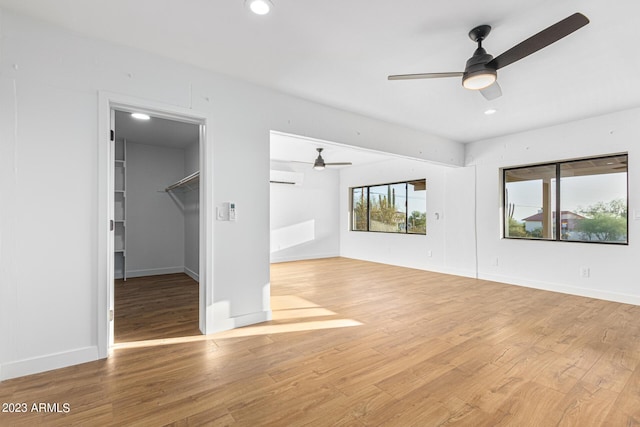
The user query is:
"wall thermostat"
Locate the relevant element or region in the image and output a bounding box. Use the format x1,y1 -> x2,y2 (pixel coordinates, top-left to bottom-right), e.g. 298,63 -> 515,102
216,202 -> 238,221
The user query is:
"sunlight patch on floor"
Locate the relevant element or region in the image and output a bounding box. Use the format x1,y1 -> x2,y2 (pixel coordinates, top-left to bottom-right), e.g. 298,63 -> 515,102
113,295 -> 362,349
212,318 -> 363,339
271,295 -> 320,310
113,334 -> 209,349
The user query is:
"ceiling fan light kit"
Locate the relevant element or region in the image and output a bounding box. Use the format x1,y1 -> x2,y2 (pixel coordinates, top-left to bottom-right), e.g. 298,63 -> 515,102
462,25 -> 497,90
314,148 -> 327,170
389,13 -> 590,99
462,69 -> 496,90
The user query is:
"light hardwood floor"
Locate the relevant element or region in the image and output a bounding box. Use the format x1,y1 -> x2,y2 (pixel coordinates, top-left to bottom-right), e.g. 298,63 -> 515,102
1,258 -> 639,426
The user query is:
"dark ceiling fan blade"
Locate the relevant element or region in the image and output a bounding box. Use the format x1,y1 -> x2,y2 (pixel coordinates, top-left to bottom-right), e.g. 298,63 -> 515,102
487,13 -> 589,70
325,162 -> 352,166
388,72 -> 463,80
480,81 -> 502,100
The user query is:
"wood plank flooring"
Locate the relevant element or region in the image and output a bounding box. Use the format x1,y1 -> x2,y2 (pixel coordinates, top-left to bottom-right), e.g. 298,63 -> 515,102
1,258 -> 640,426
114,273 -> 200,343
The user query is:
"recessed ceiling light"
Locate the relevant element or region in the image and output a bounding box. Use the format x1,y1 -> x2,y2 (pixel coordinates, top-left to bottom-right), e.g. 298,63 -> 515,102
484,108 -> 497,115
131,113 -> 150,120
247,0 -> 273,15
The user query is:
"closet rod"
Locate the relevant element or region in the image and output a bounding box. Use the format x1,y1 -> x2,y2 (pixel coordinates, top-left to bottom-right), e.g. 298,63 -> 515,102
165,171 -> 200,192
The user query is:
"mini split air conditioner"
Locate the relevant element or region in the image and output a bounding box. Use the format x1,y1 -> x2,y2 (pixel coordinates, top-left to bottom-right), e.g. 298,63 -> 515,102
270,170 -> 304,186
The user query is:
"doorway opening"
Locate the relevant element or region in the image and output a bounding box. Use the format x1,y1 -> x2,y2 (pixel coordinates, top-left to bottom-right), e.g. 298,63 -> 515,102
98,92 -> 212,357
111,110 -> 201,345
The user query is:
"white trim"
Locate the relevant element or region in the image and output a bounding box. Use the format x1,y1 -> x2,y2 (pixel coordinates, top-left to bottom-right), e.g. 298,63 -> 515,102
421,265 -> 478,279
338,256 -> 477,279
125,267 -> 186,278
199,121 -> 214,334
117,266 -> 200,281
210,305 -> 273,334
97,93 -> 111,359
0,347 -> 98,381
232,310 -> 273,328
184,266 -> 199,282
270,252 -> 340,263
98,91 -> 214,360
479,272 -> 640,306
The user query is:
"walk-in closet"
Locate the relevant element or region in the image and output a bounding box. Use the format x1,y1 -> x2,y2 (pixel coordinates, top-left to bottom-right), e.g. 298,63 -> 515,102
112,110 -> 201,342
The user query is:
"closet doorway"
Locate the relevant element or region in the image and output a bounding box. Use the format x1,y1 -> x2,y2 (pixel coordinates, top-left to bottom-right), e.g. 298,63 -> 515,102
111,109 -> 202,345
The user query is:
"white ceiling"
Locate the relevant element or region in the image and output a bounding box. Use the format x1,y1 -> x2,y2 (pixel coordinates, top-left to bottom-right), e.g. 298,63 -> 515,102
270,131 -> 397,169
2,0 -> 639,143
114,110 -> 199,149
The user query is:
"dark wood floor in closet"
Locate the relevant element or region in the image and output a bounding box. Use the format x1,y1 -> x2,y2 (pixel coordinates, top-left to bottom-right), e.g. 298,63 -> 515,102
115,273 -> 200,343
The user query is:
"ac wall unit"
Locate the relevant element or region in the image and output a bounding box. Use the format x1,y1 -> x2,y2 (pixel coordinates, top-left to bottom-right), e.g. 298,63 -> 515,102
270,170 -> 304,186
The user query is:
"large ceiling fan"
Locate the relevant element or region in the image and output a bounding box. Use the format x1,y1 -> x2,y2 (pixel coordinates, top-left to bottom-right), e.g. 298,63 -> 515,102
388,13 -> 590,100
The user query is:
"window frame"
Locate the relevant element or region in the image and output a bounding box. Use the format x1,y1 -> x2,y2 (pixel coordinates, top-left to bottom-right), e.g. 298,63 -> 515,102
350,179 -> 426,235
502,153 -> 628,245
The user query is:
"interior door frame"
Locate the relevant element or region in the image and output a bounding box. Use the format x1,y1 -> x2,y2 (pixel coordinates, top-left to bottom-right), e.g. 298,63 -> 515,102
98,91 -> 213,357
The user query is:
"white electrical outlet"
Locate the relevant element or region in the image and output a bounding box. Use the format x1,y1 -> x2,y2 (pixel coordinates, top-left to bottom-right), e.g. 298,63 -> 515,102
580,267 -> 590,278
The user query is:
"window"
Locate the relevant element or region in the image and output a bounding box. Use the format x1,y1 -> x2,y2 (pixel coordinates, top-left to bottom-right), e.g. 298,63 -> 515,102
352,187 -> 368,231
504,154 -> 628,244
351,179 -> 426,234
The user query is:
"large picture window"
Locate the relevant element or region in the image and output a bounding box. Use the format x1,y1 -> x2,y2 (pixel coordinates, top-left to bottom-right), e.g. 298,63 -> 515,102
504,154 -> 628,244
351,179 -> 426,234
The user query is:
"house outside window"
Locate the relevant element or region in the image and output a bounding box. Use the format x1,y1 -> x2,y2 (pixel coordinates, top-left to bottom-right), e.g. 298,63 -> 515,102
503,154 -> 628,244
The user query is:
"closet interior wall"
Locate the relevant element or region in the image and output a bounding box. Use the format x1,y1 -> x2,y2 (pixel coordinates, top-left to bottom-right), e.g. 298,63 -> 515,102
114,111 -> 200,282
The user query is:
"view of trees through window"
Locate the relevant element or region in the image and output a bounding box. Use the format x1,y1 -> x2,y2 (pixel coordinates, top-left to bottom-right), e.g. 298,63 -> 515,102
504,154 -> 628,244
352,187 -> 368,231
351,179 -> 426,234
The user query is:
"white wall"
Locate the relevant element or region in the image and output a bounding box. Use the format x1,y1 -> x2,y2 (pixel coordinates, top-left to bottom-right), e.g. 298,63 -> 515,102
0,9 -> 461,380
340,108 -> 640,305
270,162 -> 340,263
466,107 -> 640,304
126,142 -> 186,277
340,157 -> 477,277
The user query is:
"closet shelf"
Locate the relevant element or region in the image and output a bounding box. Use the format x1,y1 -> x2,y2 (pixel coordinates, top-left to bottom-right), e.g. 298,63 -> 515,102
165,171 -> 200,192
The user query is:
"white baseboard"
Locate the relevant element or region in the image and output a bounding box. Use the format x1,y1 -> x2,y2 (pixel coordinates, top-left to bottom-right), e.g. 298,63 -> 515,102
184,266 -> 199,282
270,252 -> 340,263
421,265 -> 478,279
0,346 -> 99,381
339,255 -> 640,306
126,266 -> 186,278
479,272 -> 640,306
338,255 -> 478,279
231,309 -> 273,328
208,301 -> 272,334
